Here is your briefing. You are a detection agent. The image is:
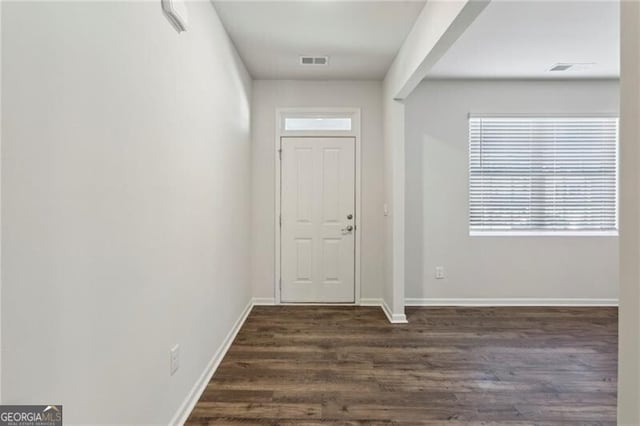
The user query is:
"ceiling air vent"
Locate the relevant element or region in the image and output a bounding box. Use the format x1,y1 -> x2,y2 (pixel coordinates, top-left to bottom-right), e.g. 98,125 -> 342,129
300,56 -> 329,66
549,63 -> 595,72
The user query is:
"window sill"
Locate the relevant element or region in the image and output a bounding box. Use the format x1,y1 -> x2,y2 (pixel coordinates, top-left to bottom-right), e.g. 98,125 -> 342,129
470,230 -> 619,237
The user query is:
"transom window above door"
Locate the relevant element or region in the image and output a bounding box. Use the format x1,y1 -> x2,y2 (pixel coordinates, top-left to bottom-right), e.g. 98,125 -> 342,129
278,109 -> 359,136
284,117 -> 352,131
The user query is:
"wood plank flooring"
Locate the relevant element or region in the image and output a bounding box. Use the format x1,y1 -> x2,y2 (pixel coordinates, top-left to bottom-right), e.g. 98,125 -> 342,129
186,306 -> 617,425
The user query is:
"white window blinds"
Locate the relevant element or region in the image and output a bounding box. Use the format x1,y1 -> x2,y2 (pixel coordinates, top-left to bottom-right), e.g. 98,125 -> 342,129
469,116 -> 618,234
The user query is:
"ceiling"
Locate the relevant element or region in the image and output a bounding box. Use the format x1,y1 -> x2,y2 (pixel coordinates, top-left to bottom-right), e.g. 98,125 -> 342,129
212,1 -> 426,80
427,0 -> 619,80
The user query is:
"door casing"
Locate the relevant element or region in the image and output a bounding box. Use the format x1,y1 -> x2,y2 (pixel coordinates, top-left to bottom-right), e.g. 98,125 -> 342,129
274,108 -> 361,304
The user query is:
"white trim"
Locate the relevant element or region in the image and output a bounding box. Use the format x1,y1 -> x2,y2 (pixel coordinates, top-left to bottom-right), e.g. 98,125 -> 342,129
277,107 -> 360,138
169,300 -> 254,426
274,111 -> 281,304
167,293 -> 618,426
382,299 -> 408,323
170,296 -> 409,424
359,298 -> 384,306
277,303 -> 359,306
405,298 -> 619,307
165,293 -> 620,425
252,297 -> 276,306
470,230 -> 619,237
274,107 -> 362,305
359,298 -> 409,323
283,297 -> 407,324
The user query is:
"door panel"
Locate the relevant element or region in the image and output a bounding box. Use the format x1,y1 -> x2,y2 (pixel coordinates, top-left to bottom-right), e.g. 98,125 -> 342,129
281,137 -> 356,302
322,149 -> 341,223
295,148 -> 313,222
295,239 -> 313,282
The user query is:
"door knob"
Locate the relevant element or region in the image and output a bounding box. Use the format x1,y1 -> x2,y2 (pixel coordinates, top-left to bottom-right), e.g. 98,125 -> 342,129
347,214 -> 353,220
342,225 -> 354,233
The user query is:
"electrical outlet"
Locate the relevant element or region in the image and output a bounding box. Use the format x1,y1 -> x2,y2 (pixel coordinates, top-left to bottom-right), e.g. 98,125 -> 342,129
170,345 -> 180,376
435,266 -> 445,280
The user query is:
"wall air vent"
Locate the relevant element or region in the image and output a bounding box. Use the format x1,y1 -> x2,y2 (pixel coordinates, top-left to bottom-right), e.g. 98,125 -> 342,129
300,56 -> 329,66
549,63 -> 595,72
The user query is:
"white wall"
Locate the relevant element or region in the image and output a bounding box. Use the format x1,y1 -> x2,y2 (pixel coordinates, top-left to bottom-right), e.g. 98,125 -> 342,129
251,80 -> 384,301
0,0 -> 3,403
381,96 -> 406,318
383,0 -> 487,99
381,0 -> 487,320
1,1 -> 252,423
619,0 -> 640,421
405,80 -> 619,302
382,0 -> 468,316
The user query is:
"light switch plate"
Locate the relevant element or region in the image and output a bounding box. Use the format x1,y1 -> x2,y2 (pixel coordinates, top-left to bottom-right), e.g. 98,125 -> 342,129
170,345 -> 180,375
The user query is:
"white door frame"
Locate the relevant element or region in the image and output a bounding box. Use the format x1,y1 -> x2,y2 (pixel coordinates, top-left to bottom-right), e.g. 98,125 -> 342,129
274,107 -> 362,304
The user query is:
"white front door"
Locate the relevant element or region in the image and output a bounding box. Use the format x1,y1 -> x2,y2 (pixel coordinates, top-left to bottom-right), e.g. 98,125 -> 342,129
281,137 -> 356,303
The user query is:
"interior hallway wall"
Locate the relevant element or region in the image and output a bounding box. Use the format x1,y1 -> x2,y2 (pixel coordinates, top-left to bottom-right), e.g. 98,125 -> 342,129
619,0 -> 640,420
1,1 -> 252,423
251,80 -> 384,301
405,79 -> 620,302
0,0 -> 3,403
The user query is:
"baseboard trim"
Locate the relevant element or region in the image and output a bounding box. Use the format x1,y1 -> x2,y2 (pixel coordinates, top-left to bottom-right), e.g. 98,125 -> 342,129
381,299 -> 408,323
170,294 -> 617,423
170,294 -> 417,424
405,298 -> 619,307
359,298 -> 383,306
253,297 -> 409,324
169,299 -> 254,426
278,302 -> 357,305
252,297 -> 276,305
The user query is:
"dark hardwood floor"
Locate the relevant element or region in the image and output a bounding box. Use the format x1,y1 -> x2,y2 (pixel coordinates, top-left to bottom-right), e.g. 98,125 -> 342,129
186,306 -> 617,425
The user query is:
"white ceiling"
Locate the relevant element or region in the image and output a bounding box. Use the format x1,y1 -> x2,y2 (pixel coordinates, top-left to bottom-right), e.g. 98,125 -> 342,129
427,0 -> 620,80
212,1 -> 426,80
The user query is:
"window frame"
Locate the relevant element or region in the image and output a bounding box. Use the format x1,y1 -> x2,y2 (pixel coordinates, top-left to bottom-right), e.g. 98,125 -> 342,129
278,109 -> 359,137
468,113 -> 620,237
274,107 -> 362,304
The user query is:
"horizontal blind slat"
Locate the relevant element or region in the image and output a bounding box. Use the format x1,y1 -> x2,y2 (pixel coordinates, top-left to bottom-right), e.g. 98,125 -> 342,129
469,116 -> 618,233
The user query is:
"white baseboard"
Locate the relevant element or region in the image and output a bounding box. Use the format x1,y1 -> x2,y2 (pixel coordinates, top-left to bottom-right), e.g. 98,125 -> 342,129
252,297 -> 276,305
359,298 -> 383,306
405,298 -> 619,307
381,299 -> 408,323
278,302 -> 357,305
345,298 -> 408,323
169,299 -> 254,426
170,295 -> 420,424
253,297 -> 409,324
170,295 -> 617,424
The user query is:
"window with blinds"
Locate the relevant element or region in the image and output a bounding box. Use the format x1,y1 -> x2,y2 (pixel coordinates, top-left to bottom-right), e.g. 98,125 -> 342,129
469,116 -> 618,235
